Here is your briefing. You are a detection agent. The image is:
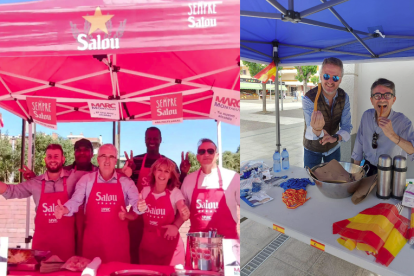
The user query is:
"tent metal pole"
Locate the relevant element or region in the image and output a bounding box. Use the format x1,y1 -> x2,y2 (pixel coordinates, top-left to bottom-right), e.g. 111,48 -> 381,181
280,36 -> 375,60
240,10 -> 282,19
379,45 -> 414,57
241,45 -> 273,58
266,0 -> 287,15
217,120 -> 222,168
279,43 -> 372,57
300,18 -> 369,35
274,45 -> 281,153
25,122 -> 33,249
385,35 -> 414,39
300,0 -> 349,18
117,122 -> 121,168
112,122 -> 116,145
320,0 -> 377,57
288,0 -> 294,10
19,120 -> 26,247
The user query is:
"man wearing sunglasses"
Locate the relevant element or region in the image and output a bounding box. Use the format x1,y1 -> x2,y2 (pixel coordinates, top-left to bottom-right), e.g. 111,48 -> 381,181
302,57 -> 353,169
352,78 -> 414,176
180,138 -> 240,267
54,144 -> 141,263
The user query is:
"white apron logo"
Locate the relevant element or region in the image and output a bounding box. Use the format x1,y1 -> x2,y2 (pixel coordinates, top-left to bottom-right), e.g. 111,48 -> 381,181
188,1 -> 222,28
49,218 -> 58,224
147,204 -> 165,216
196,199 -> 218,210
149,221 -> 158,226
70,7 -> 126,51
96,192 -> 118,203
101,208 -> 111,213
43,203 -> 58,213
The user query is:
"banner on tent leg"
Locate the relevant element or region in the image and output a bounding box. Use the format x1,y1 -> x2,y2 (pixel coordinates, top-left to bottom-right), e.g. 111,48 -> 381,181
0,113 -> 3,128
88,101 -> 120,120
209,88 -> 240,126
223,239 -> 240,276
150,93 -> 183,125
26,97 -> 57,129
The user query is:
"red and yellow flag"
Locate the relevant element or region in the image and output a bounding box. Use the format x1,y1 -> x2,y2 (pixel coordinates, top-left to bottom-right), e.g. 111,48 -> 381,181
253,62 -> 276,83
333,203 -> 409,266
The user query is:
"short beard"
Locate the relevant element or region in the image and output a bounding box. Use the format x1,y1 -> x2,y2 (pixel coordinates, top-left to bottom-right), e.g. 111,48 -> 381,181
322,86 -> 337,96
46,163 -> 63,173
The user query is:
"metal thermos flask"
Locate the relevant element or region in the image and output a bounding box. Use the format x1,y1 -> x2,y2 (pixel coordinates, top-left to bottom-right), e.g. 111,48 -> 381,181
377,154 -> 392,199
392,155 -> 407,200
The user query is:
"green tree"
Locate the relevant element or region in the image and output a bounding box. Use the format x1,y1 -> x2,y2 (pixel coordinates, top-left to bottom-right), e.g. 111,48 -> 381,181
236,145 -> 240,153
188,152 -> 200,173
295,66 -> 318,93
310,75 -> 319,85
19,132 -> 75,175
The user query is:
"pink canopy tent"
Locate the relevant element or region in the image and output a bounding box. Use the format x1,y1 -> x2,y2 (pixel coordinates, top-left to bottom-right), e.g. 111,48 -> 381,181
0,0 -> 239,249
0,0 -> 240,121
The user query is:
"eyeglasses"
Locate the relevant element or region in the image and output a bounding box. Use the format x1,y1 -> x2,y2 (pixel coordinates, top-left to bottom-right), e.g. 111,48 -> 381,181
98,155 -> 117,160
371,93 -> 394,100
197,148 -> 215,155
372,132 -> 379,149
323,74 -> 340,82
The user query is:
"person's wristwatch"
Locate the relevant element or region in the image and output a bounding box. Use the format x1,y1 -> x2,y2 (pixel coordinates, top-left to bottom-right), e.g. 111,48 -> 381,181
332,134 -> 339,142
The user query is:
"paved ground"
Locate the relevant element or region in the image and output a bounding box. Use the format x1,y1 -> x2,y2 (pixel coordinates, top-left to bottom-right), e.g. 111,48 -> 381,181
240,99 -> 378,276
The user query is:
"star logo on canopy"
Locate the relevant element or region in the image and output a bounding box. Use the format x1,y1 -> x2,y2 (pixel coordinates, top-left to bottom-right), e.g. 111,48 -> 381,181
83,7 -> 114,35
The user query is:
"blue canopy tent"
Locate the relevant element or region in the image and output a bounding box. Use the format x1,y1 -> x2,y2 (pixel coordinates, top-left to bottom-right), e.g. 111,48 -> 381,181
241,0 -> 414,152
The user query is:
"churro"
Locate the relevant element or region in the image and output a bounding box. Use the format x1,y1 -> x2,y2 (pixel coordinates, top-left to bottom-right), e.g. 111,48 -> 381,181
380,106 -> 383,117
314,83 -> 322,111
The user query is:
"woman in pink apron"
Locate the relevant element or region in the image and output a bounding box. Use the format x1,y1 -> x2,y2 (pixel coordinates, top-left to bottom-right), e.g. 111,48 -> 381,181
135,158 -> 189,266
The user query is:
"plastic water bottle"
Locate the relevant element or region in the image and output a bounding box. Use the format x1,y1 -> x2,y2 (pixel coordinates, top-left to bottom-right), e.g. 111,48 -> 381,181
282,148 -> 290,170
273,150 -> 281,173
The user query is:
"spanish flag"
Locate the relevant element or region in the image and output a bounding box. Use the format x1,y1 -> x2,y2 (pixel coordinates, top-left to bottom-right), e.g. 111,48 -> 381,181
253,62 -> 276,83
333,203 -> 409,267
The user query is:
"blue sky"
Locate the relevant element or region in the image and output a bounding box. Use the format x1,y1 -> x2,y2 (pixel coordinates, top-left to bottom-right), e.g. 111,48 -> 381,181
0,108 -> 240,165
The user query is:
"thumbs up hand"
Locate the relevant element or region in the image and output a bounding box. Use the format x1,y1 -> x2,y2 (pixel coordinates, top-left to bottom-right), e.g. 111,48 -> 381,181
119,206 -> 127,220
176,200 -> 190,221
137,193 -> 147,213
54,199 -> 69,219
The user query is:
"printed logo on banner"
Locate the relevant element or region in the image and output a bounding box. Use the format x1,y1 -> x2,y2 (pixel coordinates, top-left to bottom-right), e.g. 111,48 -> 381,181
88,101 -> 120,120
26,97 -> 57,129
70,7 -> 126,51
209,88 -> 240,126
150,93 -> 183,125
187,1 -> 222,28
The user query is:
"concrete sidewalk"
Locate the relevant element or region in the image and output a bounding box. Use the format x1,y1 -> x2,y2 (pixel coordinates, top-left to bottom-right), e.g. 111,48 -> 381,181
240,100 -> 378,276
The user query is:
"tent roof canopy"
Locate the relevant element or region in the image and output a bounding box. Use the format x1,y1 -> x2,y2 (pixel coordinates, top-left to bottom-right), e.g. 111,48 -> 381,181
241,0 -> 414,66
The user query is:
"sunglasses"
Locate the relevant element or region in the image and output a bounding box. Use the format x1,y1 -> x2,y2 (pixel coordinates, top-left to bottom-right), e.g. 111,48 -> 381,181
197,148 -> 215,155
323,74 -> 340,82
371,93 -> 394,100
372,132 -> 379,149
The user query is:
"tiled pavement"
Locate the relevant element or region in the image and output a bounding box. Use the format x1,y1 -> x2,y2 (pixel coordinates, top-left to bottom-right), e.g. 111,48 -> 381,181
240,99 -> 379,276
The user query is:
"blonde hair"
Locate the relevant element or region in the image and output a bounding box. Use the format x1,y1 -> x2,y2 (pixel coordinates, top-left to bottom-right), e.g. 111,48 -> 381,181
148,158 -> 181,190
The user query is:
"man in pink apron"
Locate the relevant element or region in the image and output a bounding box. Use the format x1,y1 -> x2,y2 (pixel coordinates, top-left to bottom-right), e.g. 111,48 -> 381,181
18,138 -> 99,256
0,144 -> 76,261
54,144 -> 141,263
180,139 -> 240,268
128,127 -> 191,264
